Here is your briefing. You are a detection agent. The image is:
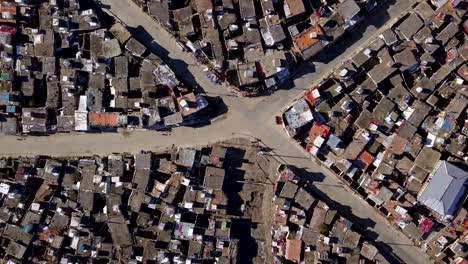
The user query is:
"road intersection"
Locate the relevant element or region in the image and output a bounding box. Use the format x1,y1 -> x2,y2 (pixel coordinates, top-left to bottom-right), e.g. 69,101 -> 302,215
0,0 -> 433,263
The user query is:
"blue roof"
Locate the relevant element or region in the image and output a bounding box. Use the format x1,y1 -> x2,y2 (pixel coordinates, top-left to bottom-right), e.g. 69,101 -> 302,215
418,161 -> 468,218
0,93 -> 9,101
6,105 -> 16,113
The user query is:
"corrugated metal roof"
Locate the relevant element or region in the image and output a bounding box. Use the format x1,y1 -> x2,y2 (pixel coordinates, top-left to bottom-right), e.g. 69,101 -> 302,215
88,112 -> 119,126
418,161 -> 468,217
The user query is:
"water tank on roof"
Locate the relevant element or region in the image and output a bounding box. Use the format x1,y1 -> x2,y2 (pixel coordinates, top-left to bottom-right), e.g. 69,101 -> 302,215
364,48 -> 372,57
229,24 -> 239,32
245,22 -> 252,31
339,68 -> 349,77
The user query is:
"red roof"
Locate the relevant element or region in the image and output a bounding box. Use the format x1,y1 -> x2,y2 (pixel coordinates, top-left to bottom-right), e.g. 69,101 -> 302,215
383,201 -> 404,222
304,87 -> 319,106
0,4 -> 16,14
88,112 -> 120,126
38,228 -> 59,241
418,217 -> 434,234
0,3 -> 16,23
294,25 -> 324,51
308,122 -> 330,138
0,25 -> 16,34
307,122 -> 330,149
358,151 -> 375,169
